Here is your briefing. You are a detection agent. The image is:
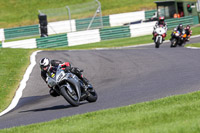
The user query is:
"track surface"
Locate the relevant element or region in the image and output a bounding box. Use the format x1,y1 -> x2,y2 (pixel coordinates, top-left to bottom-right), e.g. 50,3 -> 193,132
0,38 -> 200,129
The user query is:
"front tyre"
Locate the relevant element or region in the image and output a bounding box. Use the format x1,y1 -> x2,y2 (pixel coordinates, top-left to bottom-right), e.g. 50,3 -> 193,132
170,38 -> 177,48
155,37 -> 162,48
86,89 -> 98,102
60,85 -> 80,107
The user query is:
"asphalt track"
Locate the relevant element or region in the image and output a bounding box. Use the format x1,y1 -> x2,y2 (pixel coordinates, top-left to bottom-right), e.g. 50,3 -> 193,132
0,37 -> 200,129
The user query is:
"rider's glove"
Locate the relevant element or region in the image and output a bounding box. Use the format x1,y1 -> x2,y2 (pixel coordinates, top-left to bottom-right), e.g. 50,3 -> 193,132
61,62 -> 70,68
60,62 -> 71,71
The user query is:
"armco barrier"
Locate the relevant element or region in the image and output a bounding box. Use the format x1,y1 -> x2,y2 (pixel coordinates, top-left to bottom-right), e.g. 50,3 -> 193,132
0,29 -> 5,41
193,16 -> 199,25
2,39 -> 37,49
36,34 -> 68,48
48,20 -> 76,35
130,21 -> 156,37
4,25 -> 39,40
67,29 -> 101,46
109,11 -> 145,27
100,26 -> 130,40
166,16 -> 198,29
75,16 -> 110,31
145,10 -> 157,20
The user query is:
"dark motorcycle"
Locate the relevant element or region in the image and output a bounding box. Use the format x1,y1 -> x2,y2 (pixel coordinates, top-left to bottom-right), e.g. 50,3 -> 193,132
47,65 -> 97,106
170,30 -> 187,48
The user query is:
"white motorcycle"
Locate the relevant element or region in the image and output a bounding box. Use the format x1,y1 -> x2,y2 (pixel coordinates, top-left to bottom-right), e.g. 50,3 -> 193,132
153,26 -> 167,48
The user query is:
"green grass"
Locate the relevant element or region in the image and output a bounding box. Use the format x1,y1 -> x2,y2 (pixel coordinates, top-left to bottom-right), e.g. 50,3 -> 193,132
0,0 -> 196,28
186,43 -> 200,47
2,91 -> 200,132
0,49 -> 33,112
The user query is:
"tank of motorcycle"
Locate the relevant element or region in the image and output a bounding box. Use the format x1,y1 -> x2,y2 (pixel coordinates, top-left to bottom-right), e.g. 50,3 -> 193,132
155,27 -> 166,34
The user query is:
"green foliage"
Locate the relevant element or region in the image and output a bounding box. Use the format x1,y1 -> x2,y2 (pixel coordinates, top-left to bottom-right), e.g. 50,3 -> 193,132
186,43 -> 200,47
0,49 -> 32,112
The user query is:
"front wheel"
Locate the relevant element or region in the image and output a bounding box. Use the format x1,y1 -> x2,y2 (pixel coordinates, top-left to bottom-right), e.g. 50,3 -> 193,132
60,84 -> 80,107
155,36 -> 162,48
86,89 -> 98,102
170,38 -> 177,48
155,37 -> 161,48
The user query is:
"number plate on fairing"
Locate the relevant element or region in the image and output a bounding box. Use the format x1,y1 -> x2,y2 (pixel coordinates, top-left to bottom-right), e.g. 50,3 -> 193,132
56,71 -> 65,82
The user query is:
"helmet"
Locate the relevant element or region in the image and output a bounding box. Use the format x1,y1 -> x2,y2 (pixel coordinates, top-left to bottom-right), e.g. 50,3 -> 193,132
40,58 -> 50,71
178,24 -> 183,30
186,25 -> 190,30
159,16 -> 165,24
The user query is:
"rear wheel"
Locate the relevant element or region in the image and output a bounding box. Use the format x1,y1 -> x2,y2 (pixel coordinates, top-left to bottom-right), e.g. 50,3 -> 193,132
60,83 -> 80,107
86,89 -> 98,102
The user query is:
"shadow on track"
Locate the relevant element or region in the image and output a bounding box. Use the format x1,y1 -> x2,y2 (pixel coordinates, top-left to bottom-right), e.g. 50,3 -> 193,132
19,102 -> 88,113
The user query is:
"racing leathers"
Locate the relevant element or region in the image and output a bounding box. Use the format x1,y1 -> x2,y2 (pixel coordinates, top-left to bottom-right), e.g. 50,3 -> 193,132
184,28 -> 192,41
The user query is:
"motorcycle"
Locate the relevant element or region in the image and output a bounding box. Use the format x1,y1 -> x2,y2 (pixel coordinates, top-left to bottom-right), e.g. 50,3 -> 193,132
170,29 -> 187,48
47,65 -> 98,106
153,26 -> 167,48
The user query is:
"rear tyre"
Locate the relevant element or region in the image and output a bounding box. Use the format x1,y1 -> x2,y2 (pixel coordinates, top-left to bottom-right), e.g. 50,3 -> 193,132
86,89 -> 98,102
60,84 -> 80,107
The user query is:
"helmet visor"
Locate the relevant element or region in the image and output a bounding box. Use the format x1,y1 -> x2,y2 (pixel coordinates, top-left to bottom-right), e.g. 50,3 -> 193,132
41,65 -> 49,71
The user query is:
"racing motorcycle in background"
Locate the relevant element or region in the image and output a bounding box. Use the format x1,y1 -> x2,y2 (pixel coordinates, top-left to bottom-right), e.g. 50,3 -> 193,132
47,65 -> 98,106
153,25 -> 167,48
170,28 -> 187,48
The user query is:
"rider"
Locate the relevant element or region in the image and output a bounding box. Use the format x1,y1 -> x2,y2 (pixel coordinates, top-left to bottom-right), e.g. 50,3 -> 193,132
176,24 -> 184,34
184,25 -> 192,41
39,58 -> 93,97
152,16 -> 167,40
170,24 -> 185,41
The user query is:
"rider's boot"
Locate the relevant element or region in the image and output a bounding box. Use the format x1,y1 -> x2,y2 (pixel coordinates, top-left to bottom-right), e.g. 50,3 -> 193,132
82,77 -> 93,90
49,88 -> 59,97
71,67 -> 93,90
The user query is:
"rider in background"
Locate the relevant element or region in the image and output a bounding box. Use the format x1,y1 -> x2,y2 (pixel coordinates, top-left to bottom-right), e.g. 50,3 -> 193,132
39,58 -> 93,97
152,16 -> 167,40
184,25 -> 192,41
170,24 -> 184,40
176,24 -> 184,35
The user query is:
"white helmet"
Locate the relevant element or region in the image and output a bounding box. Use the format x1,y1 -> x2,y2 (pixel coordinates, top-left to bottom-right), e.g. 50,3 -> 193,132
40,58 -> 50,71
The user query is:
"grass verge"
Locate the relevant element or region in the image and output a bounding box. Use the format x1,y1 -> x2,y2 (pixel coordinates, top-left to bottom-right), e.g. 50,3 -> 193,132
186,43 -> 200,47
1,91 -> 200,132
0,49 -> 33,112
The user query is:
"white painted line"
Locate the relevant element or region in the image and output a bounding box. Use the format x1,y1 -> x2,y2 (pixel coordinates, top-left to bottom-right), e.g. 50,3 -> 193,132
185,35 -> 200,49
0,50 -> 42,117
191,35 -> 200,38
186,46 -> 200,49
